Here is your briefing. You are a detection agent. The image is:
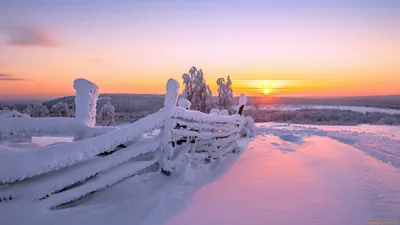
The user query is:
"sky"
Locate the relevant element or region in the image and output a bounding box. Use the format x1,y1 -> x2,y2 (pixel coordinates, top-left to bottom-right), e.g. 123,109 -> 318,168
0,0 -> 399,101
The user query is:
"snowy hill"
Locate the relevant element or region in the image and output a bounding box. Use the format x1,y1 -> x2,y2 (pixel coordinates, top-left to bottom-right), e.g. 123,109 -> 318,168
43,94 -> 166,114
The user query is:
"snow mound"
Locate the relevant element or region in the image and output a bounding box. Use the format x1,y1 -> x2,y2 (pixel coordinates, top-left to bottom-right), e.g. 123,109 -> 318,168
209,108 -> 221,115
178,98 -> 191,110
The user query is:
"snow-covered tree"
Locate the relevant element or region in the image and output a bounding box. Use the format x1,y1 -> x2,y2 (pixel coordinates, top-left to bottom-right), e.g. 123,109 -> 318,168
30,104 -> 49,117
22,105 -> 32,115
217,76 -> 233,110
0,103 -> 9,110
182,67 -> 213,113
51,102 -> 71,117
182,67 -> 197,102
100,101 -> 116,126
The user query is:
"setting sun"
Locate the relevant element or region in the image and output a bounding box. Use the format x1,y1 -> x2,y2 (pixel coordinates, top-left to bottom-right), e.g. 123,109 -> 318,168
263,88 -> 270,95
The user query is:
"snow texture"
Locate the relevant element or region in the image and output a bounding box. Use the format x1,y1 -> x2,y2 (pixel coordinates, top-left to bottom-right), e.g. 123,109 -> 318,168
51,102 -> 71,117
0,110 -> 30,118
165,79 -> 180,109
238,94 -> 247,107
42,157 -> 159,209
209,108 -> 221,115
74,78 -> 99,127
0,117 -> 86,140
174,107 -> 243,124
245,116 -> 256,137
220,109 -> 229,116
100,101 -> 116,126
0,136 -> 160,201
178,98 -> 191,110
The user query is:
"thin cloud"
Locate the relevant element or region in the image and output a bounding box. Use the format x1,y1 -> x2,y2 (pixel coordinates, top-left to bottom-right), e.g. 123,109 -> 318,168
7,26 -> 60,47
0,74 -> 26,81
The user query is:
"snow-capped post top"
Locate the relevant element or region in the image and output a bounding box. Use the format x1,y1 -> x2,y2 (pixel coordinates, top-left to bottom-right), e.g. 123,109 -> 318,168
237,94 -> 247,115
239,94 -> 247,106
74,78 -> 99,127
178,98 -> 191,110
164,78 -> 180,109
73,78 -> 99,92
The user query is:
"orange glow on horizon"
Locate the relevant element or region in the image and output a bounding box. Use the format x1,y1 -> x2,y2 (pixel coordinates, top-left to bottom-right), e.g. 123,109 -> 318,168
2,75 -> 400,100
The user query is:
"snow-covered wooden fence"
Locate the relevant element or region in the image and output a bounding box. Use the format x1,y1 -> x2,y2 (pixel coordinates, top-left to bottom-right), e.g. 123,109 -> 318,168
0,79 -> 99,140
0,78 -> 249,208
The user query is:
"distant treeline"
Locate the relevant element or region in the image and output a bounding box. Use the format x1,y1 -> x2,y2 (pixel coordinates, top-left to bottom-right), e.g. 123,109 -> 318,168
245,108 -> 400,126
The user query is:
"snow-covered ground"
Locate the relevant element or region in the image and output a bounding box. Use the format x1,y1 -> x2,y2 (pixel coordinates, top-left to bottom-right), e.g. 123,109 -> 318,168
1,123 -> 400,225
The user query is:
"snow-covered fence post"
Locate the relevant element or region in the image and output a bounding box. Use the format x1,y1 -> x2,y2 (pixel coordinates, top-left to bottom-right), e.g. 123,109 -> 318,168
237,94 -> 247,116
73,78 -> 99,127
160,78 -> 180,176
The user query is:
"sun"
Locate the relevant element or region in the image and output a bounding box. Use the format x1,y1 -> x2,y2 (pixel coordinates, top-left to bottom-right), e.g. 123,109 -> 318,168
263,88 -> 270,95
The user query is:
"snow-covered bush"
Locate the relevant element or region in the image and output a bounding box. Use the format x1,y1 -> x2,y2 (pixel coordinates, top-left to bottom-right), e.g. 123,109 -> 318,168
220,109 -> 229,116
100,101 -> 116,126
51,102 -> 71,117
22,105 -> 32,115
210,108 -> 221,115
178,98 -> 191,110
217,76 -> 233,110
181,66 -> 213,113
0,103 -> 9,110
30,104 -> 49,117
245,116 -> 256,137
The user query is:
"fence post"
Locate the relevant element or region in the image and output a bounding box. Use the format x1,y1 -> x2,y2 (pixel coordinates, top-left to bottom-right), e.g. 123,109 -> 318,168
74,78 -> 99,127
160,79 -> 180,176
237,94 -> 247,115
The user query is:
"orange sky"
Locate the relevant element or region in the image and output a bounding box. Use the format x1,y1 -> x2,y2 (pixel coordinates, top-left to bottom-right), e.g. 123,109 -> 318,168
0,0 -> 399,100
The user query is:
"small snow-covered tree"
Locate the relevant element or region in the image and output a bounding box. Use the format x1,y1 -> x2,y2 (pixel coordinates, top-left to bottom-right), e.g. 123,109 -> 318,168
52,102 -> 71,117
192,69 -> 212,112
181,66 -> 213,113
217,76 -> 233,110
23,105 -> 32,115
100,101 -> 116,126
0,103 -> 9,110
30,104 -> 49,117
182,66 -> 197,102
